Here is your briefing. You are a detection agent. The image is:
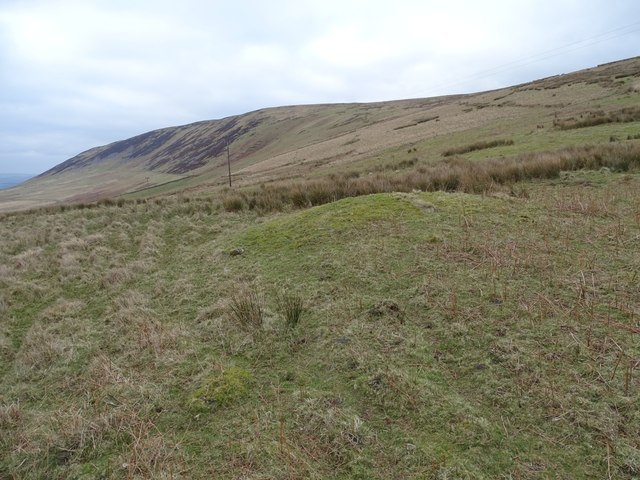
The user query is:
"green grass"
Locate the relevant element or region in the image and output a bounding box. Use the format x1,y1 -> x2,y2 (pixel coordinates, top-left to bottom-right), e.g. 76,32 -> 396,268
1,168 -> 639,478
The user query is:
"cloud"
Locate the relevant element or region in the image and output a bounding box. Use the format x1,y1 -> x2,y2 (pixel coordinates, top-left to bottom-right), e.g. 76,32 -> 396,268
0,0 -> 639,173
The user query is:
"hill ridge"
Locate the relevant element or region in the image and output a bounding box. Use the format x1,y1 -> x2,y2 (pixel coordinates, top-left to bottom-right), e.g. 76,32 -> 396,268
1,56 -> 639,210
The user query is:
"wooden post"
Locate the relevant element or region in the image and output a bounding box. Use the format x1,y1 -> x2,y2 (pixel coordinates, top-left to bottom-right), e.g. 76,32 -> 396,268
227,139 -> 232,187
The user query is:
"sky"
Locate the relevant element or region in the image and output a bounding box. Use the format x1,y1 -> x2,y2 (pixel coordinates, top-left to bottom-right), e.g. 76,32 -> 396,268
0,1 -> 639,174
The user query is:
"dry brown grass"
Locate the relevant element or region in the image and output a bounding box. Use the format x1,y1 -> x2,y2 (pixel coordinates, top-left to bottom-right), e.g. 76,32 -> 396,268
37,404 -> 185,477
39,298 -> 85,323
59,237 -> 88,252
15,322 -> 73,370
222,142 -> 640,213
139,223 -> 163,258
0,264 -> 14,284
13,247 -> 44,271
100,266 -> 133,288
0,329 -> 11,367
120,427 -> 184,479
108,290 -> 182,360
554,106 -> 640,130
0,402 -> 22,431
87,351 -> 132,391
0,294 -> 8,316
442,138 -> 514,157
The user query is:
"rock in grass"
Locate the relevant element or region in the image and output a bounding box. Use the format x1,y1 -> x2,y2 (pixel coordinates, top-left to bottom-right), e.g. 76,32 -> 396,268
229,247 -> 245,256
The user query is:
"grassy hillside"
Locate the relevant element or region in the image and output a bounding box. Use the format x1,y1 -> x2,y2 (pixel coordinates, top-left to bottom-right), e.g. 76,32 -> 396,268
0,57 -> 639,478
1,57 -> 639,211
1,163 -> 639,478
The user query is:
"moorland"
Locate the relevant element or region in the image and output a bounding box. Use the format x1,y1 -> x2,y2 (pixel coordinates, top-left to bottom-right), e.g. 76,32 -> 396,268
0,57 -> 639,479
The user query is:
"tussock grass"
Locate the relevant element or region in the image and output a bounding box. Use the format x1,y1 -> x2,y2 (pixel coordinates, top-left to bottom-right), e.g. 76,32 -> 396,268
13,248 -> 44,271
222,142 -> 640,213
554,106 -> 640,130
100,266 -> 133,287
139,222 -> 163,258
0,403 -> 22,431
59,237 -> 88,251
228,289 -> 264,333
276,291 -> 306,329
87,351 -> 132,389
222,195 -> 245,212
58,252 -> 82,281
0,265 -> 14,284
39,298 -> 84,323
0,295 -> 7,315
107,290 -> 181,359
16,322 -> 73,370
442,138 -> 514,156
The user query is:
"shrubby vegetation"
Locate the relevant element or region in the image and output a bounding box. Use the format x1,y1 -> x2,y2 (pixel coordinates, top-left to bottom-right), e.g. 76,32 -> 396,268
442,138 -> 514,157
219,142 -> 640,213
554,106 -> 640,130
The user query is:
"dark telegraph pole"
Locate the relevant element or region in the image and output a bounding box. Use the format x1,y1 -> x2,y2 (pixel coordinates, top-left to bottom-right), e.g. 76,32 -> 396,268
226,139 -> 232,187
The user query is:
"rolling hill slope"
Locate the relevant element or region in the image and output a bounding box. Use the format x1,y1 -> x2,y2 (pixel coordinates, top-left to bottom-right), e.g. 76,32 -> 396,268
1,169 -> 639,478
1,56 -> 639,211
0,57 -> 639,479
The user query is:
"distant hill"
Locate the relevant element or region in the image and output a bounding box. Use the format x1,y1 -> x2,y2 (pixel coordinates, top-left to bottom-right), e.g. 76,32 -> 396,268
0,174 -> 33,190
1,56 -> 639,211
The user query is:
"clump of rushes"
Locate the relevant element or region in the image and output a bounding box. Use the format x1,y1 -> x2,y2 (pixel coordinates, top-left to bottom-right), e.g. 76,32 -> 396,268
442,138 -> 514,157
554,106 -> 640,130
229,290 -> 264,332
222,194 -> 245,212
276,291 -> 306,329
221,142 -> 640,214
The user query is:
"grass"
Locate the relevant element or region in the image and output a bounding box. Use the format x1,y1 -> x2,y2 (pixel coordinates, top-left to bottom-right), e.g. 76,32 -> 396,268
1,58 -> 640,478
3,165 -> 638,478
228,289 -> 264,333
554,106 -> 640,130
276,291 -> 306,329
219,142 -> 640,213
442,138 -> 515,156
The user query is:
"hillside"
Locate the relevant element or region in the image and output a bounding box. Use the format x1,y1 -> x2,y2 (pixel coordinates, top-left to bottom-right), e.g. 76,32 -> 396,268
0,57 -> 639,478
0,56 -> 639,211
1,168 -> 639,478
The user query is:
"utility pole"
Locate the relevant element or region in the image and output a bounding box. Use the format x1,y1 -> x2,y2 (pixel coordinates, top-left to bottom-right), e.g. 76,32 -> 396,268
226,139 -> 232,187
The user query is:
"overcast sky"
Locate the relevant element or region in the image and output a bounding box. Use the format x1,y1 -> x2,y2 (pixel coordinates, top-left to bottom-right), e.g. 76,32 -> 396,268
0,0 -> 639,174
